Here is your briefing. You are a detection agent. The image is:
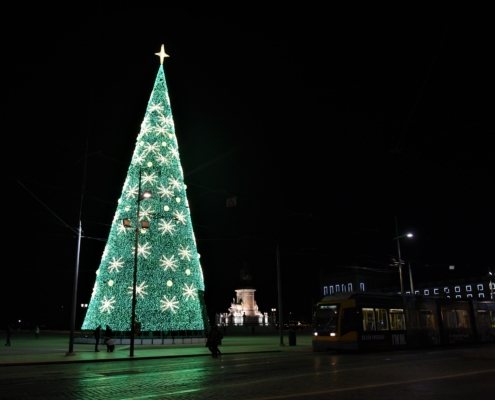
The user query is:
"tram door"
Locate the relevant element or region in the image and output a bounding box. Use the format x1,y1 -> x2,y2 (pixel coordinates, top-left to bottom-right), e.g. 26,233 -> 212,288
476,311 -> 491,342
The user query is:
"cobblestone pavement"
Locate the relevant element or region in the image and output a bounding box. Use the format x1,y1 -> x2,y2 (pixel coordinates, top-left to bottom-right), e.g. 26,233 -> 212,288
1,346 -> 494,399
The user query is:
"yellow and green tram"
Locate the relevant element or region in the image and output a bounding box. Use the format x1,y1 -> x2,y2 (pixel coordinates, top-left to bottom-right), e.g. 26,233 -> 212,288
312,292 -> 495,351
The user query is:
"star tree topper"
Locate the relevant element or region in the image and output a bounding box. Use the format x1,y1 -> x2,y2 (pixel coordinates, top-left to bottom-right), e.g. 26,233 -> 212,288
155,44 -> 170,65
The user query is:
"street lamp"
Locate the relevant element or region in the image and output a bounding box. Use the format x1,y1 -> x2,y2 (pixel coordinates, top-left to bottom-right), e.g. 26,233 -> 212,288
488,269 -> 494,300
393,217 -> 413,296
123,172 -> 151,357
66,221 -> 82,356
276,245 -> 284,346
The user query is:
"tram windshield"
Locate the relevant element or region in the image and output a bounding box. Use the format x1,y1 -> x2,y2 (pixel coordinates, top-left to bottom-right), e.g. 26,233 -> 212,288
314,304 -> 339,335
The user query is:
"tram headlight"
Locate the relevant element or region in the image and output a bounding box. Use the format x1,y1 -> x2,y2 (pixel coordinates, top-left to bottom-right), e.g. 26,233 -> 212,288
330,333 -> 336,337
313,332 -> 318,336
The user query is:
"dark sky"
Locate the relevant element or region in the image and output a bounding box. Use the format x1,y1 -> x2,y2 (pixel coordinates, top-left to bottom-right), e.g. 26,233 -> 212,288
2,2 -> 493,327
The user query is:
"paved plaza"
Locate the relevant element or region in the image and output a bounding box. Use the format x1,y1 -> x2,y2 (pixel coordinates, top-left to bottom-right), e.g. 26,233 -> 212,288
1,331 -> 495,399
0,330 -> 314,366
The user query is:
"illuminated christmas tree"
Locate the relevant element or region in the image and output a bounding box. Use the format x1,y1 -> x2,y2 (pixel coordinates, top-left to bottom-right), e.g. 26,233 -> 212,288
82,45 -> 208,333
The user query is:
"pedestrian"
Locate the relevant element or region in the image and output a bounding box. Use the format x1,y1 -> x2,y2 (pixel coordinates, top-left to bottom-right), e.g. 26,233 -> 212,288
94,325 -> 102,352
104,336 -> 115,352
105,325 -> 113,338
35,325 -> 40,339
135,319 -> 142,337
206,325 -> 222,358
5,324 -> 12,346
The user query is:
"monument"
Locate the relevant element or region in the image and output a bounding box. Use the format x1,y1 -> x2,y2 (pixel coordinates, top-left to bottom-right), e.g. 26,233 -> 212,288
217,264 -> 269,326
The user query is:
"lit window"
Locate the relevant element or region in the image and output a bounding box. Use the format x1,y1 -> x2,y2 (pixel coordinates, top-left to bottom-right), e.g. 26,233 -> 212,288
466,285 -> 472,292
414,290 -> 420,295
348,283 -> 353,292
360,283 -> 365,291
375,308 -> 389,331
335,285 -> 340,293
424,289 -> 429,296
342,284 -> 346,293
479,293 -> 485,298
406,291 -> 411,294
455,286 -> 460,293
467,294 -> 473,298
477,284 -> 483,291
434,288 -> 439,295
362,308 -> 375,331
323,286 -> 328,295
456,295 -> 461,299
444,287 -> 450,294
389,309 -> 406,330
329,286 -> 334,295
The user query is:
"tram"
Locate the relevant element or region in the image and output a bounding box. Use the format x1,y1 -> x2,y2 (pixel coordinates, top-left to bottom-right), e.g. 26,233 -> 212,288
312,292 -> 495,351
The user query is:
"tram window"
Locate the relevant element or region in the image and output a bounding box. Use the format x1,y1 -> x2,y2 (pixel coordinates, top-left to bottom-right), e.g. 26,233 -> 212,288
406,310 -> 420,329
419,310 -> 435,329
375,308 -> 389,331
443,309 -> 457,329
315,305 -> 339,334
341,307 -> 358,335
389,309 -> 405,330
362,308 -> 375,331
456,310 -> 470,328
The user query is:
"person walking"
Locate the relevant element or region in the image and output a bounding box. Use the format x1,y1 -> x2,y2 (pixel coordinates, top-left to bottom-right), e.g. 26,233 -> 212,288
206,325 -> 222,358
5,324 -> 12,346
94,325 -> 102,352
105,325 -> 113,338
104,336 -> 115,352
34,326 -> 40,339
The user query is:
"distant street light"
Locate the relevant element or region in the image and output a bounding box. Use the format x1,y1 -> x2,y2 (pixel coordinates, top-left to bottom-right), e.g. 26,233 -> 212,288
393,217 -> 413,297
123,171 -> 151,357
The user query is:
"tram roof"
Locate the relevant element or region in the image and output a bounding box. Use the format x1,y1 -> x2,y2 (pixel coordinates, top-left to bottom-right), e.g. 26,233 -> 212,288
320,291 -> 413,302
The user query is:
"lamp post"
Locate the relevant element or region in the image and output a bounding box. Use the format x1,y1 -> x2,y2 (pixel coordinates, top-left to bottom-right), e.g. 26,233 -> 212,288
123,171 -> 151,357
408,260 -> 414,294
66,221 -> 82,356
275,213 -> 313,347
393,217 -> 413,296
276,245 -> 284,346
489,269 -> 494,300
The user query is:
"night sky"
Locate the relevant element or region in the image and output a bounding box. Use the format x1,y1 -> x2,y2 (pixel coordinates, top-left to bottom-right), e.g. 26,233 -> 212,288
2,3 -> 492,328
